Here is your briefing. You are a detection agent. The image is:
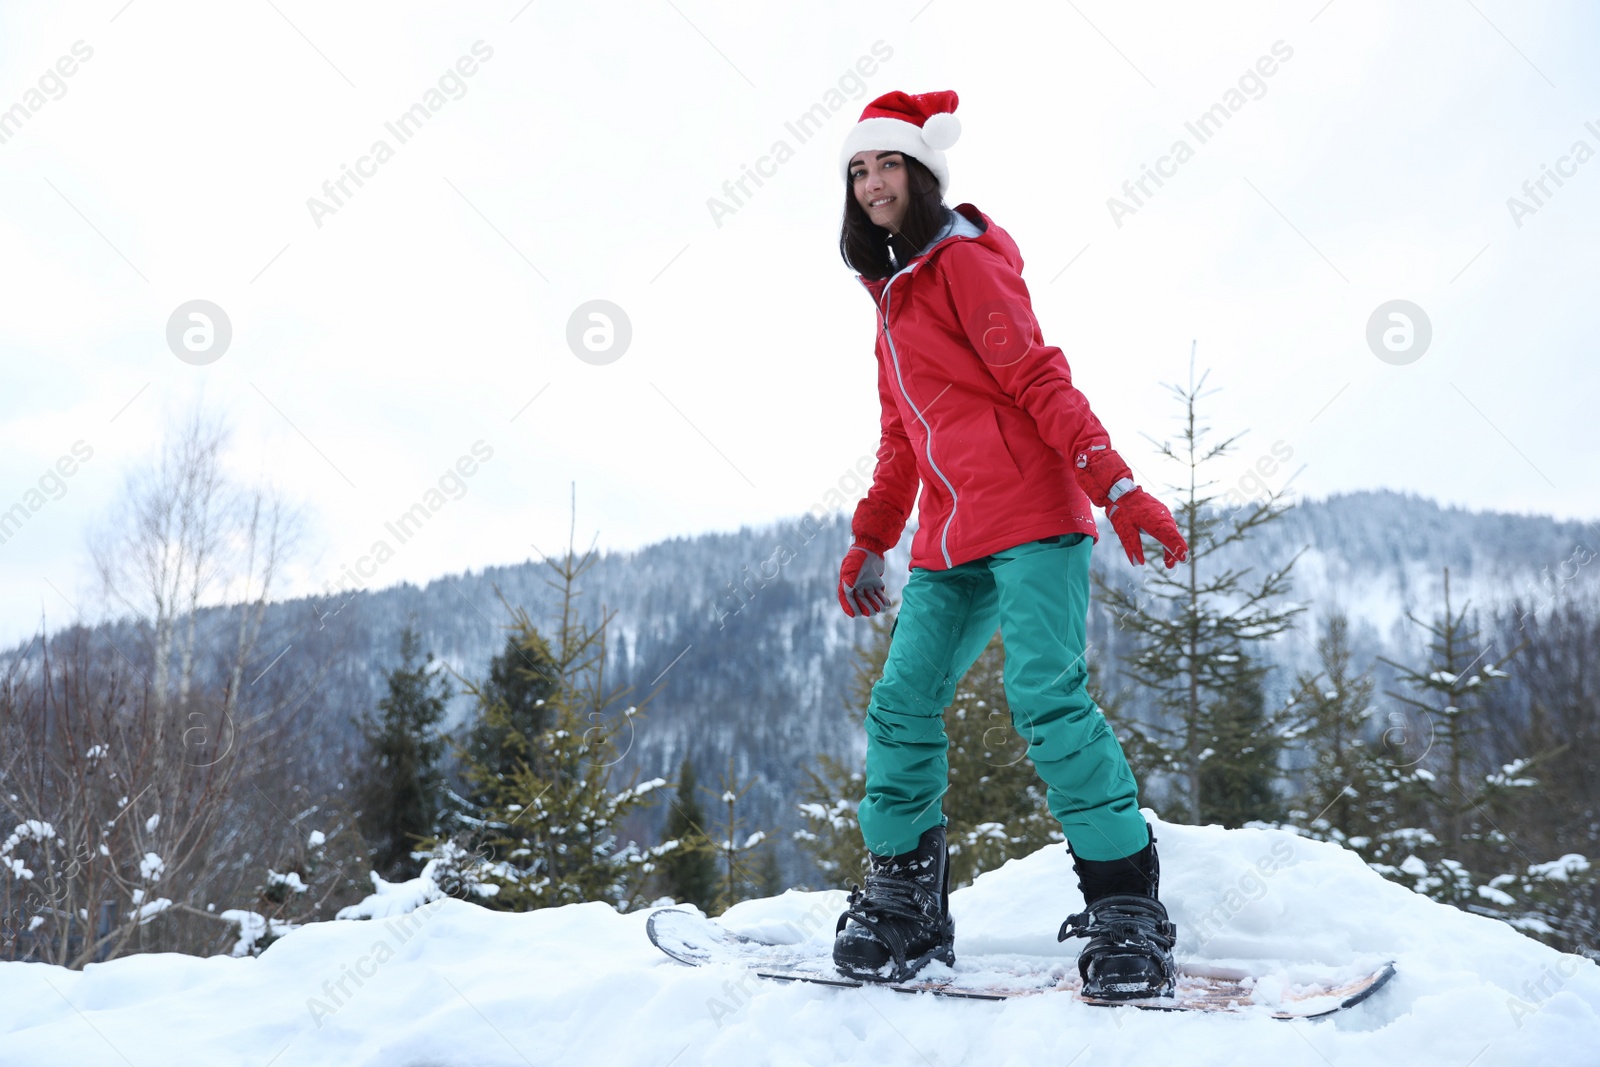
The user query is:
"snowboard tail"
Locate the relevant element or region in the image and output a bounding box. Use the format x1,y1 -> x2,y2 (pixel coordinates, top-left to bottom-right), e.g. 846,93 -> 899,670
646,908 -> 1396,1019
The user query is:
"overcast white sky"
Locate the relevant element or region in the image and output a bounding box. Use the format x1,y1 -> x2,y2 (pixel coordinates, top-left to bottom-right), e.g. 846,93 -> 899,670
1,0 -> 1596,647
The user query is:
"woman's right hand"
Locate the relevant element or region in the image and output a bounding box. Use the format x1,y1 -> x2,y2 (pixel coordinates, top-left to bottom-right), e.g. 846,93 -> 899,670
838,545 -> 889,617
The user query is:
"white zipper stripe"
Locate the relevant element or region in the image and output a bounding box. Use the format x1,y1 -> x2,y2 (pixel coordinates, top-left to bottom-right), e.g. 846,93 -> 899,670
879,279 -> 958,568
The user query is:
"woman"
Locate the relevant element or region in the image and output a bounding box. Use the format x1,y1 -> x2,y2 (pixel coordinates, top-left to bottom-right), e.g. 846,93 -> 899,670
830,89 -> 1190,1001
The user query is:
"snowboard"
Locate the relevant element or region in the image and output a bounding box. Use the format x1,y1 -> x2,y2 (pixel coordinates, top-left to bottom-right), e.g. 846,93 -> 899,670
646,908 -> 1395,1019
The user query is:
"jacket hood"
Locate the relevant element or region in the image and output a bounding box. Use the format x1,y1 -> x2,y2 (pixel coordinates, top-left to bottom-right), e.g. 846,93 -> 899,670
859,203 -> 1022,301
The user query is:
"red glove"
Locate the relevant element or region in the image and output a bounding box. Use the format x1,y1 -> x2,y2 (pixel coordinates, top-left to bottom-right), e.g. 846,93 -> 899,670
838,545 -> 888,618
1075,444 -> 1188,569
1108,488 -> 1188,568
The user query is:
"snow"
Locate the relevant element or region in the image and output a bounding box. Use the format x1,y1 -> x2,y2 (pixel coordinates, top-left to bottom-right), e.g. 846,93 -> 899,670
1477,885 -> 1517,907
2,817 -> 1597,1065
336,870 -> 443,922
269,870 -> 310,895
218,909 -> 298,958
2,821 -> 63,850
1528,855 -> 1590,883
131,898 -> 174,925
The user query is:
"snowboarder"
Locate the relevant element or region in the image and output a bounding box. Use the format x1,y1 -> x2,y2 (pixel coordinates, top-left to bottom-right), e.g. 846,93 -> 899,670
831,89 -> 1190,1001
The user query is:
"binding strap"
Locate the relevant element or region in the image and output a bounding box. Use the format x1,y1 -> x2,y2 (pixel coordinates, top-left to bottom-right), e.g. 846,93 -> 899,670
836,873 -> 939,978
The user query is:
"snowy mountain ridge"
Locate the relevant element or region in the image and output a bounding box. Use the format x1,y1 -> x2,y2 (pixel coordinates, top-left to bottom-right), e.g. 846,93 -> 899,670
8,490 -> 1596,882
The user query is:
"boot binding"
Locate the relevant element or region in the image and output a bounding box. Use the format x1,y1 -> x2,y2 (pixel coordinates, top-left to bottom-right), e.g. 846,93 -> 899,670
832,826 -> 954,983
1059,892 -> 1177,1000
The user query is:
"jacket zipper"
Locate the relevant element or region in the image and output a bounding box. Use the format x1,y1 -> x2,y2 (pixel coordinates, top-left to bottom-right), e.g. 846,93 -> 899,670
878,276 -> 958,568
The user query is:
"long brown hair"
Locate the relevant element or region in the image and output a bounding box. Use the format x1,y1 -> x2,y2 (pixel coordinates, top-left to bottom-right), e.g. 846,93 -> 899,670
838,153 -> 949,281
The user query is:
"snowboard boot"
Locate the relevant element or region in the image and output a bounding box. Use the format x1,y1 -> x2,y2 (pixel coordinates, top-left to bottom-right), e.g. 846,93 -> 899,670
833,824 -> 955,982
1057,825 -> 1177,1000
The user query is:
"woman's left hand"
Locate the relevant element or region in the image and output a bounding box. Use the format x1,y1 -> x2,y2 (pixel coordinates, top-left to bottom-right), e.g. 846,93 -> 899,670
1107,489 -> 1189,569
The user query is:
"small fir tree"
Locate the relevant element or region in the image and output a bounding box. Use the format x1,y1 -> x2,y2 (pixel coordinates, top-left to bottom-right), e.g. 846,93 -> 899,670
1370,569 -> 1532,905
355,626 -> 450,879
1479,597 -> 1600,952
1198,672 -> 1283,826
461,616 -> 560,799
710,761 -> 769,912
659,758 -> 718,911
754,850 -> 784,898
1282,611 -> 1392,850
440,504 -> 669,911
1094,348 -> 1304,826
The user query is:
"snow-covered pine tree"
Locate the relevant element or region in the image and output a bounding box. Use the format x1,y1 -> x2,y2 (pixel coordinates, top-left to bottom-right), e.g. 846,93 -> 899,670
354,626 -> 450,880
658,758 -> 718,911
1370,568 -> 1538,910
1282,611 -> 1393,850
447,516 -> 667,912
1094,349 -> 1303,827
1479,597 -> 1600,952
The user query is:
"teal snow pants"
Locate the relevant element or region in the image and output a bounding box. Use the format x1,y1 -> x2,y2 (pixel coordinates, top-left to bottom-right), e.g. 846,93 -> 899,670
857,533 -> 1149,863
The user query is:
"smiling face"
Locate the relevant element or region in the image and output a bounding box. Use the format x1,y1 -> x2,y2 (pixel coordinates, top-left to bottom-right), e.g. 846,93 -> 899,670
849,150 -> 911,233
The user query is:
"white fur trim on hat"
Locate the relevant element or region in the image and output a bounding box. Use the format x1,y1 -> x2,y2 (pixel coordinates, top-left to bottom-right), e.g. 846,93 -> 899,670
840,116 -> 954,194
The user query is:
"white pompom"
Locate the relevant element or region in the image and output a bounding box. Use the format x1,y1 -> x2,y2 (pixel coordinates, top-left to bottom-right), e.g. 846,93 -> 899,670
920,111 -> 961,151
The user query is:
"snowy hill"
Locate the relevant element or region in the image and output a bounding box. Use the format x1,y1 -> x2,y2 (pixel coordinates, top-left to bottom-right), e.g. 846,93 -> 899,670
3,818 -> 1595,1066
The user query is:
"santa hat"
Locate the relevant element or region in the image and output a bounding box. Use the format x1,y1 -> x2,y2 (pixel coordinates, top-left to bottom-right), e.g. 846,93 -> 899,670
839,90 -> 961,195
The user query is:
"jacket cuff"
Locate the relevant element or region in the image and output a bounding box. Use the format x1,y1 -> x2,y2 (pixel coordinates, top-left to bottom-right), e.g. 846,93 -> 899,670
850,497 -> 901,558
852,534 -> 892,558
1075,446 -> 1134,509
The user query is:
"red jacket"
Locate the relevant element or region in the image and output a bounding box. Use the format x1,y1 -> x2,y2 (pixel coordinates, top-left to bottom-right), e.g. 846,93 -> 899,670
851,203 -> 1127,570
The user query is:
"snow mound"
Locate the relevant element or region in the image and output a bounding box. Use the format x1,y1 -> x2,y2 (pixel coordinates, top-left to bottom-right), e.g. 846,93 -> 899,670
1,817 -> 1595,1065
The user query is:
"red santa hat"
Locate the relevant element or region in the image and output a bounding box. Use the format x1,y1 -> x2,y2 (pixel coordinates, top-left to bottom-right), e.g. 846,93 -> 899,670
839,90 -> 961,195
